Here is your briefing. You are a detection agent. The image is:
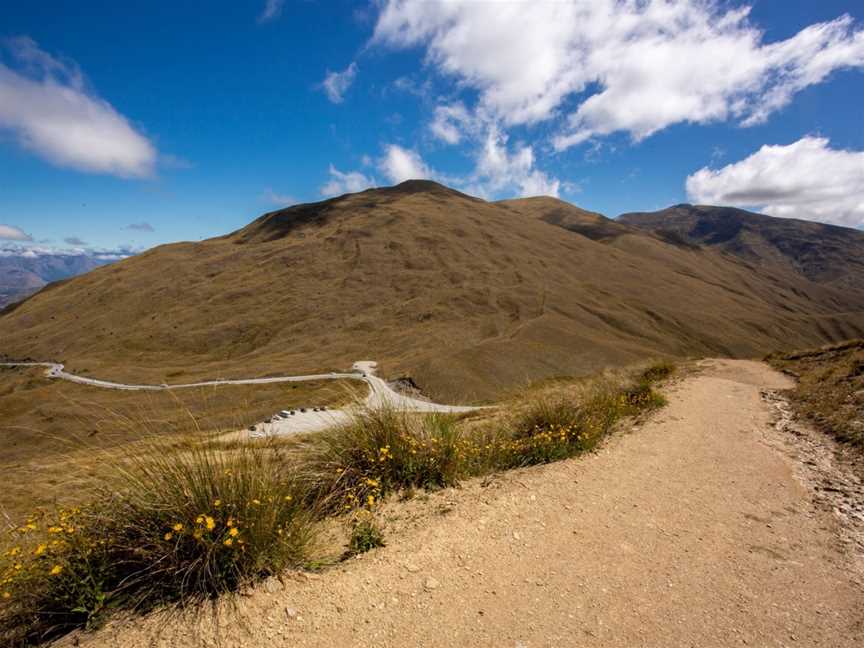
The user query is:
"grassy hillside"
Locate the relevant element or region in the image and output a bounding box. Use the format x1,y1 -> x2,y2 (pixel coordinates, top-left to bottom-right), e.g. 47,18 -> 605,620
1,181 -> 863,402
766,340 -> 864,448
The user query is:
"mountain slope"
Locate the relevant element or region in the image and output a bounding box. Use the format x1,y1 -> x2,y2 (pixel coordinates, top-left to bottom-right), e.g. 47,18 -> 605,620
618,204 -> 864,289
2,182 -> 863,401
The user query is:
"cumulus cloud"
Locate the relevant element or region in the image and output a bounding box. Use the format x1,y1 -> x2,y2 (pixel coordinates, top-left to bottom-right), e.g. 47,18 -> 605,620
320,164 -> 376,196
0,37 -> 157,177
686,137 -> 864,228
124,222 -> 154,232
378,144 -> 431,183
322,62 -> 358,103
258,0 -> 284,23
0,224 -> 32,241
469,126 -> 560,198
429,102 -> 475,145
373,1 -> 864,148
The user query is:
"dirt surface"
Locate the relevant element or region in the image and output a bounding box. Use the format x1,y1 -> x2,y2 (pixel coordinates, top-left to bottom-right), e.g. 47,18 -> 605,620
66,359 -> 864,647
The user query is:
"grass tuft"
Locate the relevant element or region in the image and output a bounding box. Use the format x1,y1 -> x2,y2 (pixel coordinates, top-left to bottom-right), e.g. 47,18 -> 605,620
0,440 -> 317,646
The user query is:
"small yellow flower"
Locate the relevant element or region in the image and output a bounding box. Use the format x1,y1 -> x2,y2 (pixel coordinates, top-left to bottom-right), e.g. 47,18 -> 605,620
226,517 -> 235,527
367,495 -> 375,507
193,530 -> 203,540
284,495 -> 293,502
205,516 -> 215,531
196,515 -> 205,525
47,526 -> 63,534
229,527 -> 239,537
251,499 -> 261,506
49,565 -> 63,576
172,523 -> 184,532
223,538 -> 233,547
214,499 -> 222,508
34,543 -> 47,556
164,532 -> 174,541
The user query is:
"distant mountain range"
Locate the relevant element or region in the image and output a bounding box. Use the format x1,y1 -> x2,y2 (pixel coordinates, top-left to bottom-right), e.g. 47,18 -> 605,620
0,252 -> 113,308
2,180 -> 862,401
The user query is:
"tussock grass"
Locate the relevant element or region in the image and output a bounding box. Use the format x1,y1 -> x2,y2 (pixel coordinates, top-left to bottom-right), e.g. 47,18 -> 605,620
0,440 -> 317,646
1,361 -> 673,645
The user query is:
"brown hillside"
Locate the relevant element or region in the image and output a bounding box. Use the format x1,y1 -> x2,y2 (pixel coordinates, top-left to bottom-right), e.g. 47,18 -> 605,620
618,204 -> 864,289
2,181 -> 864,401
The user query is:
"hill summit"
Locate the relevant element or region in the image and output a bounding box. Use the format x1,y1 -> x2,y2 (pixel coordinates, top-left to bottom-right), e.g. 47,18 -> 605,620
2,182 -> 863,401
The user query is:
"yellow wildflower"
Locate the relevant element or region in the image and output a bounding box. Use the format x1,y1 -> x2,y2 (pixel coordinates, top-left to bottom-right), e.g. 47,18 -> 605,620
196,515 -> 205,525
229,527 -> 239,537
205,516 -> 215,531
251,499 -> 261,506
226,517 -> 235,527
49,565 -> 63,576
223,538 -> 233,547
367,495 -> 375,507
172,523 -> 184,532
34,544 -> 47,557
164,532 -> 173,541
284,495 -> 293,502
214,499 -> 222,508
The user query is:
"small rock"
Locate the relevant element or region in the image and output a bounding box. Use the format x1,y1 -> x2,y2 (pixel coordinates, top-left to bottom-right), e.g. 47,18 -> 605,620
285,607 -> 299,619
513,531 -> 522,541
405,563 -> 421,573
263,577 -> 283,594
424,577 -> 440,591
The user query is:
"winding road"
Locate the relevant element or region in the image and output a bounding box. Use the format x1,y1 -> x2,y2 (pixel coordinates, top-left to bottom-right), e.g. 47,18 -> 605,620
0,360 -> 478,438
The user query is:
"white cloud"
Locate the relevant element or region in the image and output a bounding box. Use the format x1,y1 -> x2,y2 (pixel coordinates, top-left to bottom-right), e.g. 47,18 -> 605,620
0,224 -> 32,241
124,222 -> 155,232
0,37 -> 157,177
429,102 -> 474,145
470,126 -> 559,198
373,1 -> 864,148
258,0 -> 284,23
686,137 -> 864,228
322,62 -> 358,103
320,164 -> 376,196
263,188 -> 297,207
378,144 -> 431,183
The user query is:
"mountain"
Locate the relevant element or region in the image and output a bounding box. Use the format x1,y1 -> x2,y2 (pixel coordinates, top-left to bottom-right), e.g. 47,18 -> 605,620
2,181 -> 863,402
618,204 -> 864,290
0,252 -> 111,308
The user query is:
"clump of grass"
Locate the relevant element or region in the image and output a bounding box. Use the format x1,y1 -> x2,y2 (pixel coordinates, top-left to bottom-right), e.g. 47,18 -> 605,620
345,513 -> 385,557
294,407 -> 464,513
639,360 -> 676,384
0,440 -> 317,646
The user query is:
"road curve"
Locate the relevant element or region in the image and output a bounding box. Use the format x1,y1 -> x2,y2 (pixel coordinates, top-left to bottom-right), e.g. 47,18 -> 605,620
0,360 -> 477,415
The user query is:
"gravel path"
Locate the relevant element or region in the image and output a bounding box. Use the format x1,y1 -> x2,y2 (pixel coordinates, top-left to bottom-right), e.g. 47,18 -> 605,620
66,359 -> 864,647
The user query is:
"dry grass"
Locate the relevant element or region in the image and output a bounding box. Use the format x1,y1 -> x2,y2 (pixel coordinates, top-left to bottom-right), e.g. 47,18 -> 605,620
766,340 -> 864,448
0,361 -> 672,645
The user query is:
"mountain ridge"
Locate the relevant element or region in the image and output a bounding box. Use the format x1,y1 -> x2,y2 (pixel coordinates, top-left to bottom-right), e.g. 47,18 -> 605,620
2,182 -> 863,401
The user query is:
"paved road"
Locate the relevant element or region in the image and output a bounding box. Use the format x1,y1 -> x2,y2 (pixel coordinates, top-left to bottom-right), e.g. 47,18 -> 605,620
1,360 -> 479,438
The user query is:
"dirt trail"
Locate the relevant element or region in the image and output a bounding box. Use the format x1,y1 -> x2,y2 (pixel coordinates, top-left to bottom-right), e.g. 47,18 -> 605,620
69,359 -> 864,648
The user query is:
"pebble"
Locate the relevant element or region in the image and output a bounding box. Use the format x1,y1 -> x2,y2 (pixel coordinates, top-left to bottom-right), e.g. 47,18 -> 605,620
424,577 -> 440,591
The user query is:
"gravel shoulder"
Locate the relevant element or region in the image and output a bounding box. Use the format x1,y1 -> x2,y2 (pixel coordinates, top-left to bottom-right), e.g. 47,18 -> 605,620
67,359 -> 864,648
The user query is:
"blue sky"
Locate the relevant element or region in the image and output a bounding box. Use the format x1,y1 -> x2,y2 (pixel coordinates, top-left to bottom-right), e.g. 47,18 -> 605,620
0,0 -> 863,255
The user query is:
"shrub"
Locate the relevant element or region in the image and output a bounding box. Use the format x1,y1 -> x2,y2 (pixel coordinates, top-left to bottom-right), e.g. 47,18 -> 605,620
0,440 -> 317,646
345,513 -> 385,557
